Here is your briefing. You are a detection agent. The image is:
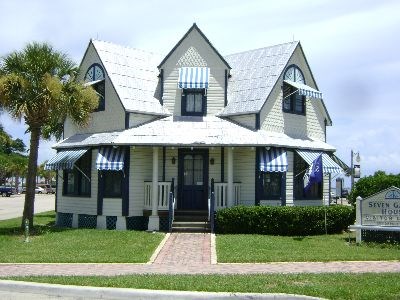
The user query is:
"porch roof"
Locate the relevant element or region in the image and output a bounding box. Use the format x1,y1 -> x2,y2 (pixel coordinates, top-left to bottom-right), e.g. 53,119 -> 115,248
55,116 -> 336,151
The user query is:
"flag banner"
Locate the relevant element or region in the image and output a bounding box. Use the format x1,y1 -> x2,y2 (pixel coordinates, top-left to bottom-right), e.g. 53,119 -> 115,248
304,154 -> 323,192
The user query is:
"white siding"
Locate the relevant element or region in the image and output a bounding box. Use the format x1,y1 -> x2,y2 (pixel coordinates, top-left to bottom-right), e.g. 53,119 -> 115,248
233,147 -> 255,206
129,113 -> 159,128
103,198 -> 122,216
228,114 -> 256,130
285,150 -> 294,205
129,147 -> 153,216
209,147 -> 222,185
260,46 -> 326,142
57,149 -> 98,215
161,29 -> 227,116
64,43 -> 125,138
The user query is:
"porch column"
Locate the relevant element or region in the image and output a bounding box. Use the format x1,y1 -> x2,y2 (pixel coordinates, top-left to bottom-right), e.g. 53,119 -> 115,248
148,147 -> 159,231
227,147 -> 234,207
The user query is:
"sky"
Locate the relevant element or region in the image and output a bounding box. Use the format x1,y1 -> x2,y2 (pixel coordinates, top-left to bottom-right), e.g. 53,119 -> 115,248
0,0 -> 399,185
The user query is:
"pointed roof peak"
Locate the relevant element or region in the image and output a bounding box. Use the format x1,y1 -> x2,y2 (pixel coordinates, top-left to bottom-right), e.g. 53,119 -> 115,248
158,23 -> 231,69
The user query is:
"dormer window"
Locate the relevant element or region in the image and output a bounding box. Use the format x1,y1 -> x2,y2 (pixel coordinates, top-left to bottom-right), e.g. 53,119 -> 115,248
283,65 -> 306,115
181,89 -> 206,116
178,67 -> 209,116
85,63 -> 105,111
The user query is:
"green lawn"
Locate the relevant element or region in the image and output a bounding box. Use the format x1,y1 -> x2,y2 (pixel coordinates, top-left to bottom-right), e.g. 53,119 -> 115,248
8,273 -> 400,300
0,212 -> 164,263
217,234 -> 400,262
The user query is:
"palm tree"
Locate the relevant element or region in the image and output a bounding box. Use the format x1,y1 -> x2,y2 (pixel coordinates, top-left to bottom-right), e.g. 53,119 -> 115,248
0,42 -> 98,229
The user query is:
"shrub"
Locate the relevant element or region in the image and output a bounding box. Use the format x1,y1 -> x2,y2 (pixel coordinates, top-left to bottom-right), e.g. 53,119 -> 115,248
215,205 -> 355,236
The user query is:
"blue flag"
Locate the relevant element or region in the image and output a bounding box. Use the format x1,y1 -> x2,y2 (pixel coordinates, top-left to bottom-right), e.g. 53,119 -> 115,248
304,154 -> 323,192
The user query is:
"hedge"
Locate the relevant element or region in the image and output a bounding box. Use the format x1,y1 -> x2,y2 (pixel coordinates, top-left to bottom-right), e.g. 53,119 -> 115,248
215,205 -> 355,236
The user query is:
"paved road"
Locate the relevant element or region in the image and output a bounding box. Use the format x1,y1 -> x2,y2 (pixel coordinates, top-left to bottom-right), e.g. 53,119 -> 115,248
0,193 -> 55,220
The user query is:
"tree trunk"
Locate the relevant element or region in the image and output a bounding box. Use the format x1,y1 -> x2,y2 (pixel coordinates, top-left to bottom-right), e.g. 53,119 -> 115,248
21,127 -> 40,230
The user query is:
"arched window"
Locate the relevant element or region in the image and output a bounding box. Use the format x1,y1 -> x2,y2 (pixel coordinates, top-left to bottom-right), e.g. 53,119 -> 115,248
85,63 -> 105,111
282,65 -> 306,115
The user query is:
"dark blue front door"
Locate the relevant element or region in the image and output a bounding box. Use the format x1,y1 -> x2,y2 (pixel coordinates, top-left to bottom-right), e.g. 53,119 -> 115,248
178,149 -> 208,210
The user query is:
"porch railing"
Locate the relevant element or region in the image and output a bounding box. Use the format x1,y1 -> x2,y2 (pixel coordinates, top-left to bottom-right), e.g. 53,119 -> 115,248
168,178 -> 175,232
214,182 -> 241,209
144,181 -> 175,210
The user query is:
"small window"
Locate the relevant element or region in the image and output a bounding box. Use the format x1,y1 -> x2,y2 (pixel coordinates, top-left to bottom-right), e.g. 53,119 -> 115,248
293,153 -> 322,200
84,63 -> 105,111
283,85 -> 305,115
103,171 -> 122,198
63,151 -> 91,197
181,89 -> 206,116
261,172 -> 282,200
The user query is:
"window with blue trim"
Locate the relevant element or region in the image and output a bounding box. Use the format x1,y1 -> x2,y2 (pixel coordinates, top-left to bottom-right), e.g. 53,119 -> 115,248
84,63 -> 105,111
261,172 -> 282,200
181,89 -> 206,116
283,65 -> 306,115
293,153 -> 322,200
63,151 -> 91,197
103,171 -> 122,198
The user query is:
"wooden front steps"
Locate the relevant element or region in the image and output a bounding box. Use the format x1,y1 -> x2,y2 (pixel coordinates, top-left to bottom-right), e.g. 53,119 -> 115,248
171,210 -> 210,233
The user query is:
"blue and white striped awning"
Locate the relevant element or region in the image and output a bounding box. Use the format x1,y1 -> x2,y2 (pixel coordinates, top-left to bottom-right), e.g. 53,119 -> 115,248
284,80 -> 323,99
260,148 -> 288,172
45,149 -> 88,170
296,150 -> 342,174
96,147 -> 125,171
178,67 -> 210,89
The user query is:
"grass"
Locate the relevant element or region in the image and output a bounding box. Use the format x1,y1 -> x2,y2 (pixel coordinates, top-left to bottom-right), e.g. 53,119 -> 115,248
217,234 -> 400,262
6,273 -> 400,300
0,211 -> 164,263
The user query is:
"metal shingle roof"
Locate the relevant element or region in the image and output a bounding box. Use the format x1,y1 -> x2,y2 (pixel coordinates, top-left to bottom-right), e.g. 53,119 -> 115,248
220,42 -> 298,116
92,40 -> 170,115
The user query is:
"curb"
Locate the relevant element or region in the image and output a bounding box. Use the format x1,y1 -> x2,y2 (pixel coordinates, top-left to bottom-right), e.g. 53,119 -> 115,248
0,280 -> 324,300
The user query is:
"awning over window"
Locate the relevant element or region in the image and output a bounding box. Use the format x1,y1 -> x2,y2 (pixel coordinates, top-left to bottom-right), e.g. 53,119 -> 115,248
45,149 -> 88,170
284,80 -> 323,99
260,148 -> 288,172
96,147 -> 125,171
331,154 -> 351,176
296,149 -> 342,174
178,67 -> 210,89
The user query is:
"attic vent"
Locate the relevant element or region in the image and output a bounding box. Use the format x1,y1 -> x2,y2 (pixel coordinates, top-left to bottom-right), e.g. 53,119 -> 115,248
177,46 -> 207,67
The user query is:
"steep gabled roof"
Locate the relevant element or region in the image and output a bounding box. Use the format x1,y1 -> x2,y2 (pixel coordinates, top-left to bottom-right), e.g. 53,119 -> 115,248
91,40 -> 170,116
158,23 -> 231,69
220,41 -> 298,116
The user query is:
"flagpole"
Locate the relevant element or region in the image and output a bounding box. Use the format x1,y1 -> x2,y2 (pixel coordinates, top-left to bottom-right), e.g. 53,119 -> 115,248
351,149 -> 354,191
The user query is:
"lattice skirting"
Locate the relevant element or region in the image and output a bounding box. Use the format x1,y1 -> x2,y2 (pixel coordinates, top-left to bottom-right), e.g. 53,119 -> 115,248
106,216 -> 117,230
159,216 -> 169,232
362,230 -> 400,243
126,216 -> 149,231
56,212 -> 73,227
78,214 -> 97,229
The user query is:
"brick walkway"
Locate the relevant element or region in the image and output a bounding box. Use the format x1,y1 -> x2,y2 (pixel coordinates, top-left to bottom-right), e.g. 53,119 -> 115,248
1,233 -> 400,277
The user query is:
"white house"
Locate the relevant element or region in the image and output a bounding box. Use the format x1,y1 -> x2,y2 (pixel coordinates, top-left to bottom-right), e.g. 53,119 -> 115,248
46,24 -> 348,231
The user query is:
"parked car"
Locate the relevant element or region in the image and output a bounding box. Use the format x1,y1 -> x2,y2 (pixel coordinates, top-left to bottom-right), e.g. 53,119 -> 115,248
37,184 -> 55,194
0,185 -> 13,197
21,186 -> 46,194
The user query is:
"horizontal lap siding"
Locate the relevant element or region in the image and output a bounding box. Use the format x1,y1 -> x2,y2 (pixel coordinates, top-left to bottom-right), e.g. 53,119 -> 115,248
233,147 -> 255,206
129,113 -> 159,128
57,149 -> 98,215
102,198 -> 122,216
129,147 -> 152,216
228,114 -> 256,130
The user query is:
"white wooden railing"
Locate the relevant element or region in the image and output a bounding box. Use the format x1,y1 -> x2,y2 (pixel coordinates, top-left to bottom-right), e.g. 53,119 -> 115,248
214,182 -> 241,209
144,181 -> 175,210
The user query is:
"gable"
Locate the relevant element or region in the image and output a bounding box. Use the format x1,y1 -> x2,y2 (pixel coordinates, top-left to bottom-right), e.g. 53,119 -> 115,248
160,24 -> 230,116
64,42 -> 126,138
158,23 -> 230,69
